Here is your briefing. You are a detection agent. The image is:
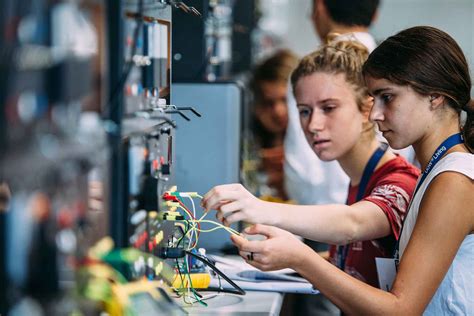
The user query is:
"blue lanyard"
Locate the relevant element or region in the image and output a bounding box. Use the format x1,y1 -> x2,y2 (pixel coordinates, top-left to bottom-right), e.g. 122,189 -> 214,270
337,143 -> 388,270
394,133 -> 464,265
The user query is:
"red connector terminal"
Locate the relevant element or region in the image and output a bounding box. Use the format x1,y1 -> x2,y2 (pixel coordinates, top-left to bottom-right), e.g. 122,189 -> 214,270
162,192 -> 179,202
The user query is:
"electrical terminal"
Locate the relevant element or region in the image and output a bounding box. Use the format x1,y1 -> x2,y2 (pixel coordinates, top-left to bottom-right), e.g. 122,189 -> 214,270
155,262 -> 163,276
169,185 -> 178,192
164,201 -> 180,208
170,192 -> 200,198
154,231 -> 164,245
162,192 -> 179,202
161,212 -> 184,221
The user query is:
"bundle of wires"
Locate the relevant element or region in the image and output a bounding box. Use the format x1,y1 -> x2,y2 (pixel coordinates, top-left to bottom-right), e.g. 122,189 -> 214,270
171,193 -> 240,251
170,192 -> 241,306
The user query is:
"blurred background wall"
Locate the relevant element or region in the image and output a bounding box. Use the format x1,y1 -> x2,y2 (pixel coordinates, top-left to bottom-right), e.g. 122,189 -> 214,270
257,0 -> 474,93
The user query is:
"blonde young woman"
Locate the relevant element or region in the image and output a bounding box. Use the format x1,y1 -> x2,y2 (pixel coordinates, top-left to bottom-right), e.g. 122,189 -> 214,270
203,39 -> 419,288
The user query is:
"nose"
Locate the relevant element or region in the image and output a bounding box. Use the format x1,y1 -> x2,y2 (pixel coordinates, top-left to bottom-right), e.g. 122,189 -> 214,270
308,109 -> 325,133
369,100 -> 385,122
273,100 -> 287,118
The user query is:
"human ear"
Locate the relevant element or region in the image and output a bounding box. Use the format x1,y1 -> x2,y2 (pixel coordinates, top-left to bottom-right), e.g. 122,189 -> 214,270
429,94 -> 445,109
362,96 -> 374,123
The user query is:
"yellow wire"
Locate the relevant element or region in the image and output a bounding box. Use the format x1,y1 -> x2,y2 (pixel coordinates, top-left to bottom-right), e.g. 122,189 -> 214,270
198,219 -> 240,235
188,219 -> 240,236
171,193 -> 239,251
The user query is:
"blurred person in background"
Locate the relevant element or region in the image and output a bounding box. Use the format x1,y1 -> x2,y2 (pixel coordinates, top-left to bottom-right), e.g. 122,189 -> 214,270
248,49 -> 299,201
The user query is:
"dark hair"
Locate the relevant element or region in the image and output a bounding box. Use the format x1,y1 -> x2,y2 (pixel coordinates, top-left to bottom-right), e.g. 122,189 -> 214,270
251,49 -> 298,99
363,26 -> 473,151
323,0 -> 380,27
251,50 -> 298,148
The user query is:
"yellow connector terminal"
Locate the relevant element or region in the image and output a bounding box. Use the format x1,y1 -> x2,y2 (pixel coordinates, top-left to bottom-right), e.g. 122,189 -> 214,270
169,186 -> 178,193
165,211 -> 181,216
172,273 -> 211,289
154,231 -> 163,245
155,262 -> 163,276
165,202 -> 181,208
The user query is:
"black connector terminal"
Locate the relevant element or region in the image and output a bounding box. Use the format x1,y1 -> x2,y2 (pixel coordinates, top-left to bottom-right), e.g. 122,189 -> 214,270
159,247 -> 185,259
161,163 -> 170,175
161,213 -> 184,221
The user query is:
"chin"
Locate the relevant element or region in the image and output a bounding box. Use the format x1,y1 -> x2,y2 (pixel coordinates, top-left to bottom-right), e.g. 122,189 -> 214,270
385,137 -> 410,150
314,151 -> 336,162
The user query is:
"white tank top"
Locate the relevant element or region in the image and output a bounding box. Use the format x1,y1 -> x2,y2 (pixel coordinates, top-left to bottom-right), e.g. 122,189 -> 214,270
399,152 -> 474,315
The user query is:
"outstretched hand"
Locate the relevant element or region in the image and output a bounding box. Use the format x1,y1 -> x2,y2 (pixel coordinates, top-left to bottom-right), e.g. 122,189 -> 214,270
201,183 -> 270,226
230,224 -> 308,271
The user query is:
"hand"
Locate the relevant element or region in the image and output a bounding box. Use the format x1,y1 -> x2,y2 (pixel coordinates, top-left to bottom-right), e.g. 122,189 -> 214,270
201,183 -> 269,226
230,224 -> 308,271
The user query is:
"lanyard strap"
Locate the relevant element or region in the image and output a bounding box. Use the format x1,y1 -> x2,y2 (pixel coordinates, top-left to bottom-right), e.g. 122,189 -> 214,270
337,143 -> 388,270
394,133 -> 464,265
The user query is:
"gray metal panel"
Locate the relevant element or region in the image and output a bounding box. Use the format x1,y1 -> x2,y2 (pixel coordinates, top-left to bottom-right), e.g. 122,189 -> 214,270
172,82 -> 241,251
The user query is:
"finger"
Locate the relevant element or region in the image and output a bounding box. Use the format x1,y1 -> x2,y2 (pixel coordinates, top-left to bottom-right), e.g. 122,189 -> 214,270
201,184 -> 246,210
220,200 -> 243,217
244,224 -> 278,238
216,212 -> 225,224
202,192 -> 239,212
230,234 -> 266,253
222,218 -> 229,227
239,250 -> 263,264
243,258 -> 266,271
224,211 -> 246,225
202,183 -> 243,204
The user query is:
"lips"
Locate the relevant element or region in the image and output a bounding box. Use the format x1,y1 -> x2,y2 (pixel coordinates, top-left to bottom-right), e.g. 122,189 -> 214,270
312,139 -> 331,150
313,139 -> 330,145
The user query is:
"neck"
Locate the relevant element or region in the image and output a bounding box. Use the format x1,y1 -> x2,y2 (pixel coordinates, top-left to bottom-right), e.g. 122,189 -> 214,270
329,24 -> 369,37
270,132 -> 285,147
413,121 -> 465,172
338,137 -> 391,186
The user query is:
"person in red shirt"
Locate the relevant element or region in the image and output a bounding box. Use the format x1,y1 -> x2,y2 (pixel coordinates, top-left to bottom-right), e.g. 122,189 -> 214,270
202,38 -> 420,288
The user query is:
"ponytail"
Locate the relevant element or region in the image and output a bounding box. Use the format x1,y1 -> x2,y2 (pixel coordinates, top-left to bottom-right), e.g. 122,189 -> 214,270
462,99 -> 474,152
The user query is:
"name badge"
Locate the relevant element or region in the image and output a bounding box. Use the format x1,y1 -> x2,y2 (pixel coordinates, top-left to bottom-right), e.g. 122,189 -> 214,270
375,257 -> 397,291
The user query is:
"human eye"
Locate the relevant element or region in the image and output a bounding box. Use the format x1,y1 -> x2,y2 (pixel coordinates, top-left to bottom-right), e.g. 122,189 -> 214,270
298,106 -> 311,118
322,105 -> 336,113
381,93 -> 393,104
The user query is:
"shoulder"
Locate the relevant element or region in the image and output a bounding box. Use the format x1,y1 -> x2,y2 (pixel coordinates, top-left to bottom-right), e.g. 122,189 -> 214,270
419,169 -> 474,232
432,152 -> 474,180
370,156 -> 420,190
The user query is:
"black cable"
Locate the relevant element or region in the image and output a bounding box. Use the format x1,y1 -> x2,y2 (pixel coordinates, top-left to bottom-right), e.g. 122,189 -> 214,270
176,220 -> 190,248
184,250 -> 245,295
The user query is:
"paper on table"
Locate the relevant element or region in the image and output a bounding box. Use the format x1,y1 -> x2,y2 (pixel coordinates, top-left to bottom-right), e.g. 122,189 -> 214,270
209,277 -> 319,294
207,254 -> 319,295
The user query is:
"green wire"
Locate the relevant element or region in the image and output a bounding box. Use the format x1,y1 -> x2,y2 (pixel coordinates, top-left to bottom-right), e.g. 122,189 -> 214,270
183,254 -> 207,307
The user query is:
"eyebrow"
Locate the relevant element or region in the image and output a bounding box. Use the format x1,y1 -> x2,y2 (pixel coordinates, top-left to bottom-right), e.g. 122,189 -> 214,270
296,98 -> 340,107
370,88 -> 392,96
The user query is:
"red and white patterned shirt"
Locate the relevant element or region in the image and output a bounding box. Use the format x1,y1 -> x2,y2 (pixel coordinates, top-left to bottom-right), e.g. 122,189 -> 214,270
329,155 -> 420,287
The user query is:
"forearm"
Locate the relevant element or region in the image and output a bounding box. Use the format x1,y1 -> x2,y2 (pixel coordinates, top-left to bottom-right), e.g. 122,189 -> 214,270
263,202 -> 357,245
294,245 -> 404,315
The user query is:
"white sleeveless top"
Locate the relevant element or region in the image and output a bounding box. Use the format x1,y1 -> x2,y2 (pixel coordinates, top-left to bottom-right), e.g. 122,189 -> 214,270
399,152 -> 474,315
